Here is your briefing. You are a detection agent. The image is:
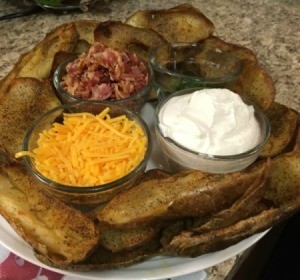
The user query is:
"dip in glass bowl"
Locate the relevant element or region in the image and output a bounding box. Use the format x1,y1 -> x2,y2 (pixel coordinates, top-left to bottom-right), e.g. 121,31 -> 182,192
155,87 -> 270,173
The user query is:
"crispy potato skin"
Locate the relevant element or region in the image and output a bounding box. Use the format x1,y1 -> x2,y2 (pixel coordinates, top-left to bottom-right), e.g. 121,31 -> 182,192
202,36 -> 258,63
162,208 -> 278,257
35,235 -> 161,271
97,169 -> 170,253
0,161 -> 99,266
201,36 -> 276,111
261,103 -> 299,158
227,59 -> 276,110
98,160 -> 270,228
74,20 -> 99,44
162,151 -> 300,257
264,150 -> 300,206
98,170 -> 208,228
0,23 -> 78,96
0,77 -> 61,158
168,160 -> 269,217
190,160 -> 269,233
94,21 -> 167,62
126,4 -> 214,43
100,225 -> 159,253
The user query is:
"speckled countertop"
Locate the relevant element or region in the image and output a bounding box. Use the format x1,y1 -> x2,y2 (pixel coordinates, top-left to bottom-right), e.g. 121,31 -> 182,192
0,0 -> 299,279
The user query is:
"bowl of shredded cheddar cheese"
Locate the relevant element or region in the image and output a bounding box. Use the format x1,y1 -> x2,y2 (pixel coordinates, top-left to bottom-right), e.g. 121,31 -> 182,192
17,100 -> 152,211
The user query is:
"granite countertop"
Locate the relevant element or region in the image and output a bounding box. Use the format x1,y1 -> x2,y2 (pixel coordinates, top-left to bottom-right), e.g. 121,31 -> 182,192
0,0 -> 299,279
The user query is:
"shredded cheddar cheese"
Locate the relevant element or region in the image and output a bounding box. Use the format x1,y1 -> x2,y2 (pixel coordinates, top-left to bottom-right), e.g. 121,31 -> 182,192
16,108 -> 147,187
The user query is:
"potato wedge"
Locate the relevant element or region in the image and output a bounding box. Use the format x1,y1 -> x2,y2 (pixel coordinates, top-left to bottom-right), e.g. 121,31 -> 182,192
99,160 -> 269,228
264,150 -> 300,206
92,168 -> 170,252
45,20 -> 97,80
162,207 -> 281,257
85,168 -> 171,221
49,41 -> 91,80
36,235 -> 161,271
98,170 -> 207,228
125,4 -> 214,43
260,102 -> 299,158
294,123 -> 300,151
0,77 -> 61,158
160,220 -> 192,248
168,160 -> 269,217
49,51 -> 76,78
0,161 -> 99,266
227,59 -> 276,110
94,21 -> 167,62
0,23 -> 78,96
162,151 -> 300,257
190,161 -> 268,233
74,39 -> 91,54
202,36 -> 258,63
139,168 -> 171,182
74,20 -> 99,44
100,224 -> 159,253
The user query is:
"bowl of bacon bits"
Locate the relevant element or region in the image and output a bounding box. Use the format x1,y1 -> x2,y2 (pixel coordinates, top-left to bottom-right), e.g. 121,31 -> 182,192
53,43 -> 153,114
16,100 -> 152,211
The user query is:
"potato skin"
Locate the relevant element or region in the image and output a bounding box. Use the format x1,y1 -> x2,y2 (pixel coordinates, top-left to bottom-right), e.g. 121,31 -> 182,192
0,161 -> 99,266
0,77 -> 61,158
260,102 -> 299,158
0,23 -> 78,96
94,21 -> 167,62
98,160 -> 270,228
162,151 -> 300,257
125,4 -> 215,43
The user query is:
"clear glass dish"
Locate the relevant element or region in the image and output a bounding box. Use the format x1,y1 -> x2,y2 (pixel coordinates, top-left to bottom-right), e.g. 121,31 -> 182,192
53,55 -> 153,114
150,42 -> 242,101
35,0 -> 98,11
22,100 -> 152,211
155,88 -> 270,174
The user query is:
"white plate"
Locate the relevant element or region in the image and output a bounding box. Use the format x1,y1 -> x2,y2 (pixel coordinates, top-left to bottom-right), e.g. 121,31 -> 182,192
0,103 -> 269,280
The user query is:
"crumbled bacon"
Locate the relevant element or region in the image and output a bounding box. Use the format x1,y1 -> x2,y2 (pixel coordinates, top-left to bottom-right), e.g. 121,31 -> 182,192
61,43 -> 149,101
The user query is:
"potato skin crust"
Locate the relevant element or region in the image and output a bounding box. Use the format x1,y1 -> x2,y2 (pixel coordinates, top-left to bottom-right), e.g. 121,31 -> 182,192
0,161 -> 99,266
125,3 -> 215,43
98,160 -> 270,228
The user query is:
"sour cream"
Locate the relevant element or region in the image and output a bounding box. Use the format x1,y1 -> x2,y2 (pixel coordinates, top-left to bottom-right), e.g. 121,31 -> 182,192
158,88 -> 261,156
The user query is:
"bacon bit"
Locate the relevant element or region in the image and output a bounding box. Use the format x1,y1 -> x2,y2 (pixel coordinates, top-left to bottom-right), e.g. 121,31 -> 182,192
61,43 -> 149,101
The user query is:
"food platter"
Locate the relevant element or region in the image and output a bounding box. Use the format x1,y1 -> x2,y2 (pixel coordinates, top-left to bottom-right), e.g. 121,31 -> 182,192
0,103 -> 269,280
0,4 -> 299,280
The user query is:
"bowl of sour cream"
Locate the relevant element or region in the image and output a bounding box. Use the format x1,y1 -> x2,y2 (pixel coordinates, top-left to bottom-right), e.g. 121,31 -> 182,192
155,87 -> 270,173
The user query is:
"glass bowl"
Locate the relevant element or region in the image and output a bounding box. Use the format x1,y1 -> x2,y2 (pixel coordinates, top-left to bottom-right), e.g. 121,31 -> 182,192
21,100 -> 152,211
53,55 -> 153,114
36,0 -> 98,11
150,42 -> 242,101
154,88 -> 270,174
